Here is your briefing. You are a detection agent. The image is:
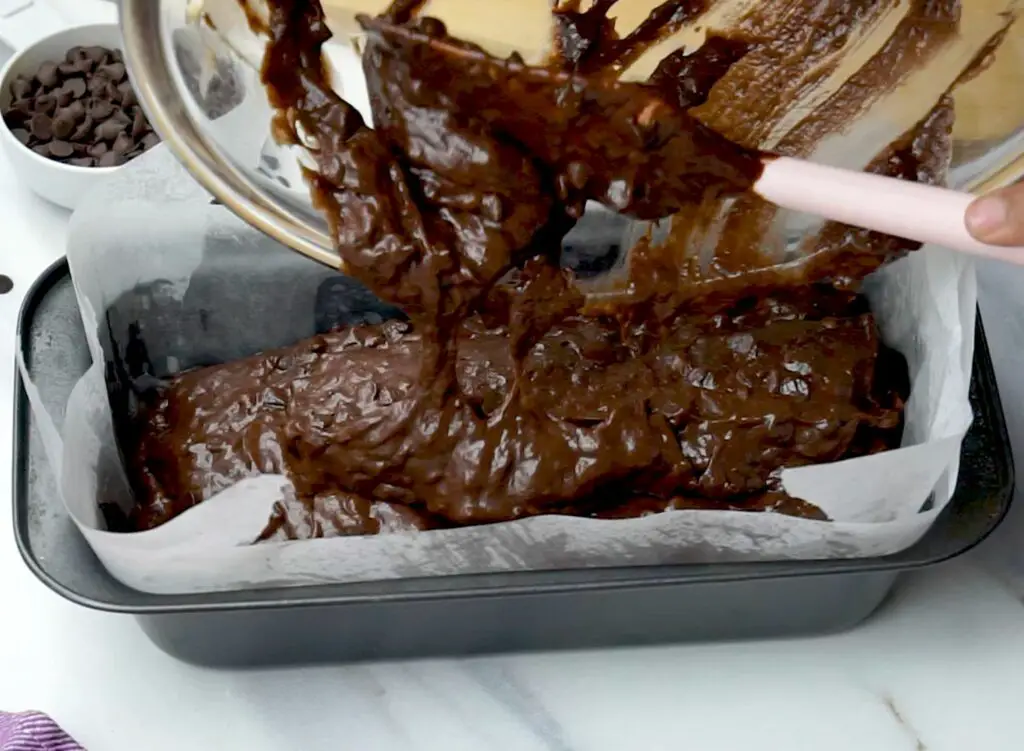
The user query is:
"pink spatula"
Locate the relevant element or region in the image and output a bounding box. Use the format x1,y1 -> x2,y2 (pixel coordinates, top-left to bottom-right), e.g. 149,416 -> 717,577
754,156 -> 1024,263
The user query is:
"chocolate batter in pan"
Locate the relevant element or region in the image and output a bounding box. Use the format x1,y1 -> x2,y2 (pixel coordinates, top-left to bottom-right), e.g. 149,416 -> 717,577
125,0 -> 969,537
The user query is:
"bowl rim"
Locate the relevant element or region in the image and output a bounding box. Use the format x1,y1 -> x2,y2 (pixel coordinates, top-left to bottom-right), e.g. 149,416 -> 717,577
120,0 -> 342,270
0,22 -> 130,174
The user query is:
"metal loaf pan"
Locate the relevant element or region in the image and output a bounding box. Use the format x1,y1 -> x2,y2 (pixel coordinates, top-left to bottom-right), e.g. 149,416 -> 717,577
12,258 -> 1015,667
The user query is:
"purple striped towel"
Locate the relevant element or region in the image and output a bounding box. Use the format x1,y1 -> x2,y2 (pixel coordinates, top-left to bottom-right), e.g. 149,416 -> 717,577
0,713 -> 83,751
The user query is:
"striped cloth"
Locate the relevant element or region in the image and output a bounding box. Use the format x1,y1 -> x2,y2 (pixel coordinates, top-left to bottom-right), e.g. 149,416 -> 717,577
0,713 -> 83,751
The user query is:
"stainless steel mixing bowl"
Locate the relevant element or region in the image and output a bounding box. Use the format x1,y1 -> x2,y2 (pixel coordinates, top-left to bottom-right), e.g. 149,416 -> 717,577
119,0 -> 1024,272
120,0 -> 343,268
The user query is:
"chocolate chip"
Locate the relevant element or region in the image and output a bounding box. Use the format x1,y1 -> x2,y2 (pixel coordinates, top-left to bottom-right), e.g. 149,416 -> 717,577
10,76 -> 33,100
57,61 -> 80,79
87,98 -> 114,121
85,46 -> 109,64
36,61 -> 60,89
34,93 -> 56,115
94,119 -> 124,140
86,141 -> 108,158
65,99 -> 86,122
31,143 -> 50,157
131,109 -> 148,138
97,62 -> 126,83
69,156 -> 94,168
3,103 -> 28,127
65,46 -> 84,63
48,139 -> 73,158
141,132 -> 161,150
56,88 -> 73,107
29,113 -> 52,140
63,78 -> 86,99
73,57 -> 95,76
118,81 -> 137,108
10,128 -> 29,144
0,275 -> 13,294
51,111 -> 75,139
111,49 -> 124,64
112,132 -> 135,154
97,151 -> 124,167
87,74 -> 109,95
71,115 -> 94,142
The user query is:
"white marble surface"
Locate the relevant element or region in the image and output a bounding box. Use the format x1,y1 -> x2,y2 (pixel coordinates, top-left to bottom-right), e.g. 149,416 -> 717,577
4,4 -> 1024,750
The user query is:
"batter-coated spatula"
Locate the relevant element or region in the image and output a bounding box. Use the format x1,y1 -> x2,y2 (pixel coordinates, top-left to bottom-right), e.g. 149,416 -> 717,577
363,19 -> 1024,265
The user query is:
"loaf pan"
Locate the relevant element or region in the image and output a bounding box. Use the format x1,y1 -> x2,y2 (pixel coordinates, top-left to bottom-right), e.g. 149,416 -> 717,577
12,258 -> 1015,666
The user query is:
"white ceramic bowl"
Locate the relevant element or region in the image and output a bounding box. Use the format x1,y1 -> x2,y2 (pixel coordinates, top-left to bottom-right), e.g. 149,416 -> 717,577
0,23 -> 155,211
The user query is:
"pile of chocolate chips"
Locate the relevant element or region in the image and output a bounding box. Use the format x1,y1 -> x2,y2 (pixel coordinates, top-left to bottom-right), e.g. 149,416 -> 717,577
2,45 -> 160,168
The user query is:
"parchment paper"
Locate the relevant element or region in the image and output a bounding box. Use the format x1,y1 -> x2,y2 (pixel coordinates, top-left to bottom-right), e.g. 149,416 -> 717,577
15,146 -> 975,595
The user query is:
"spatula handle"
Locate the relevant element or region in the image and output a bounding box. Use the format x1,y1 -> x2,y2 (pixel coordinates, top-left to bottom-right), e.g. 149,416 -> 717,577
755,156 -> 1024,264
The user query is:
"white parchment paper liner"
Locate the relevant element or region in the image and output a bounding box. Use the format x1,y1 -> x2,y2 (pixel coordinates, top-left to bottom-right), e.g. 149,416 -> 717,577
13,146 -> 976,594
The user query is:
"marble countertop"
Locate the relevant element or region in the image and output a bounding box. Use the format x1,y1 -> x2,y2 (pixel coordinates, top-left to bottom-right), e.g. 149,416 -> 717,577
5,3 -> 1024,749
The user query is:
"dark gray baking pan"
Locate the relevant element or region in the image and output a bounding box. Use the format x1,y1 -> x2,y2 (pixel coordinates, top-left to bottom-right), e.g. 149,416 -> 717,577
12,258 -> 1015,667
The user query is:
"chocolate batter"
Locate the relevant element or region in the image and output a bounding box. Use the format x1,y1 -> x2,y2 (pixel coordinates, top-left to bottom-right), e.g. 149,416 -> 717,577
126,0 -> 920,537
130,283 -> 905,532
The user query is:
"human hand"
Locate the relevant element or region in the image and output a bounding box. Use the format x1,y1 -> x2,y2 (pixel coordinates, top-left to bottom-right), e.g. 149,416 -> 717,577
966,183 -> 1024,246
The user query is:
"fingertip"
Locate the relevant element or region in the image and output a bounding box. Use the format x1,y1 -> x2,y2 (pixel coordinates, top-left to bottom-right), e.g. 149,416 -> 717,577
965,195 -> 1009,243
967,185 -> 1024,246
